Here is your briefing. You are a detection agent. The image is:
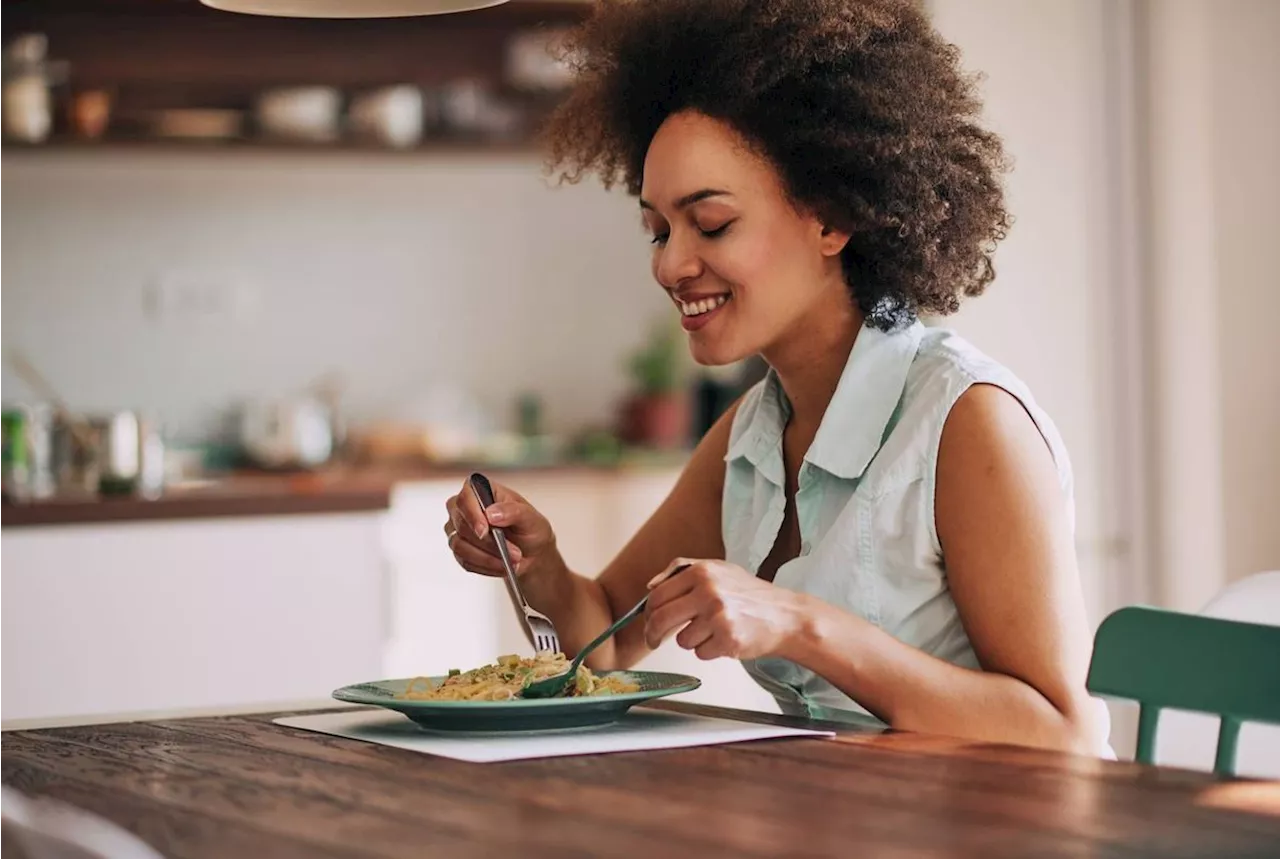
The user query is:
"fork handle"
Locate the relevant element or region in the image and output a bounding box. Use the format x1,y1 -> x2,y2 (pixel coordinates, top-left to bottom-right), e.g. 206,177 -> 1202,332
469,473 -> 532,611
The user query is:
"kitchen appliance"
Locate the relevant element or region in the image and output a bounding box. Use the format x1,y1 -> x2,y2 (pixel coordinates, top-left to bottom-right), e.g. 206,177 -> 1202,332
199,0 -> 509,17
239,397 -> 334,470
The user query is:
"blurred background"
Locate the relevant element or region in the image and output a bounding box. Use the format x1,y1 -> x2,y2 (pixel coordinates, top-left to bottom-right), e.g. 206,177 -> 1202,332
2,0 -> 1277,760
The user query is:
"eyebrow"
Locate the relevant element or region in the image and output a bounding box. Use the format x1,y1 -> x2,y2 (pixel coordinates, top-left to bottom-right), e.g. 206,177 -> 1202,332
638,189 -> 732,211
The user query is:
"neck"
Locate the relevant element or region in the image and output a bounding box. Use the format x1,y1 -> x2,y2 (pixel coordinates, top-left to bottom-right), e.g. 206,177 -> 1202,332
762,292 -> 863,431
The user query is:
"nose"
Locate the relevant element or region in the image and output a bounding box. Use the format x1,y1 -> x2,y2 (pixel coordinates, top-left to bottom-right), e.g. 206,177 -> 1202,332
653,229 -> 703,289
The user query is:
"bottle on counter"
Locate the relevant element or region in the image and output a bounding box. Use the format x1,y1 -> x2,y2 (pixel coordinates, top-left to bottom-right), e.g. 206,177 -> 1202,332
138,415 -> 166,500
0,404 -> 31,501
2,404 -> 56,502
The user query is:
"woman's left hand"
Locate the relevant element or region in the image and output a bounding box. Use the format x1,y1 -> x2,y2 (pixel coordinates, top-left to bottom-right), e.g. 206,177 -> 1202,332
643,558 -> 804,660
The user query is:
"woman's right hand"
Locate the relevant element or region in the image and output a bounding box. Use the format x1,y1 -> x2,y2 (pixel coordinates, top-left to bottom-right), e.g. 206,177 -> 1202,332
443,478 -> 561,580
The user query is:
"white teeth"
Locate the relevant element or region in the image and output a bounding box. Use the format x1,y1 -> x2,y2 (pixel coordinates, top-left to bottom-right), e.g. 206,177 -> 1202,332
678,295 -> 729,316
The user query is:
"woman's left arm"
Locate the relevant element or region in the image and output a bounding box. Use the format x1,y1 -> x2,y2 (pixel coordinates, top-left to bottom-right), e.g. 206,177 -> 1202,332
645,384 -> 1110,754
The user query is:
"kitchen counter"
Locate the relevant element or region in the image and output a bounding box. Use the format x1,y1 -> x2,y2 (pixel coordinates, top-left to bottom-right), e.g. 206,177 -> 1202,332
0,472 -> 394,528
0,455 -> 689,528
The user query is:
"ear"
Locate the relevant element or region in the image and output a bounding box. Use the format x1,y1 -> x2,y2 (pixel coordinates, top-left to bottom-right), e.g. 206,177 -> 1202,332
818,223 -> 852,257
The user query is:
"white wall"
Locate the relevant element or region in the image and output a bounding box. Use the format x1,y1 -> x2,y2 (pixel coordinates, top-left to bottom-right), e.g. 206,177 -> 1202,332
1144,0 -> 1280,607
928,0 -> 1131,624
930,0 -> 1280,617
1144,0 -> 1229,612
1,149 -> 669,439
1208,0 -> 1280,586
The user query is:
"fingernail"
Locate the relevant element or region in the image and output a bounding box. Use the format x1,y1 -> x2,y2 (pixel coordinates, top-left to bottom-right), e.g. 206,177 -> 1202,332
647,572 -> 666,589
509,545 -> 522,562
474,520 -> 486,539
486,505 -> 505,524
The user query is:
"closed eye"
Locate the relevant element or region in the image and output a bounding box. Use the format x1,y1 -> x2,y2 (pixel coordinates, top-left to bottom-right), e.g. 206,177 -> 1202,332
650,221 -> 734,247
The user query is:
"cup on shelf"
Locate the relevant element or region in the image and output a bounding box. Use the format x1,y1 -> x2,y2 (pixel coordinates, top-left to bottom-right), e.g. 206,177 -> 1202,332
254,86 -> 341,143
438,79 -> 524,142
348,85 -> 428,149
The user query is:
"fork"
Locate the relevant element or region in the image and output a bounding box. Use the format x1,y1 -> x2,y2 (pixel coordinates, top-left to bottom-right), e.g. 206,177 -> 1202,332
469,473 -> 562,655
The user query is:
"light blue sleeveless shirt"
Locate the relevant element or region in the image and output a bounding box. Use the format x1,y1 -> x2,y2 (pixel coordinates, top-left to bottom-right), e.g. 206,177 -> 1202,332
723,319 -> 1093,729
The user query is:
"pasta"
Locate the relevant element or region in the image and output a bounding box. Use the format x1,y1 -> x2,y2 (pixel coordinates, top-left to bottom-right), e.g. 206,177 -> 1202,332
399,652 -> 639,702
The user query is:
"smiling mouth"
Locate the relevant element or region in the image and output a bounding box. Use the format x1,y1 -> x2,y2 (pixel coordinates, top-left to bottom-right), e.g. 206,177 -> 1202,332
676,294 -> 731,317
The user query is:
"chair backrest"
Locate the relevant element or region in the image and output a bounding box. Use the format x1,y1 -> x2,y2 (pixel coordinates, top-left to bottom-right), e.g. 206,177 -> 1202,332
1155,571 -> 1280,778
1087,605 -> 1280,775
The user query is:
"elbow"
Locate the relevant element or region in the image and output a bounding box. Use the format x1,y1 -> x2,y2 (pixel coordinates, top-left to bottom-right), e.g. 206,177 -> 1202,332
1051,694 -> 1112,757
1058,718 -> 1106,757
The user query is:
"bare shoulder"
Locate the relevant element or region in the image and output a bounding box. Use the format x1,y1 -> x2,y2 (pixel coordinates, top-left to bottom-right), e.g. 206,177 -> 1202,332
934,381 -> 1078,643
934,381 -> 1073,593
937,383 -> 1060,491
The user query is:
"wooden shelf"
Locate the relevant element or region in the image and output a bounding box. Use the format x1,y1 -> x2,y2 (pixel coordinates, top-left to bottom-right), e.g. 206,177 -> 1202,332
3,0 -> 589,149
3,1 -> 593,88
2,136 -> 546,158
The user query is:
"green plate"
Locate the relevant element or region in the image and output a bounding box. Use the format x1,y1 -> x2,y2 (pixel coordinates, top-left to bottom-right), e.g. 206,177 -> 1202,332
331,670 -> 701,733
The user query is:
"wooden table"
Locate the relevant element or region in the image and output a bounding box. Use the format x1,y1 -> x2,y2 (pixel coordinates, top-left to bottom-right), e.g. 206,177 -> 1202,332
3,701 -> 1278,858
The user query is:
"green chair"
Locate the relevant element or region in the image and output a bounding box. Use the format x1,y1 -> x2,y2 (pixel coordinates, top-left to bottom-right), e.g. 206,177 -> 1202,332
1087,605 -> 1280,776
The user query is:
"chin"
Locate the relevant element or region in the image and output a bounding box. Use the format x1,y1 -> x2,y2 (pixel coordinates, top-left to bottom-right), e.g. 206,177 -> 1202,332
686,333 -> 753,368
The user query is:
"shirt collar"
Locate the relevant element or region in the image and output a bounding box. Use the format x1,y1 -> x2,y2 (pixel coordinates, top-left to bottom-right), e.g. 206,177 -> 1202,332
725,319 -> 924,481
724,367 -> 788,482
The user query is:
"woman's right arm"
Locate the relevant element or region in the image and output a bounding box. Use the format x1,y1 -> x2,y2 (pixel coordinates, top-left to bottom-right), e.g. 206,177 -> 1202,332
444,401 -> 737,670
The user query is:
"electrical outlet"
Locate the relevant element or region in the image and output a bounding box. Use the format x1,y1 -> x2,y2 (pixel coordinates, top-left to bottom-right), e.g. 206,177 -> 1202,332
144,271 -> 260,324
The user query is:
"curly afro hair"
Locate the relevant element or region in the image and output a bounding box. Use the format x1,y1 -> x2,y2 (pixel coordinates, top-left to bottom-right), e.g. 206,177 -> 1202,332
541,0 -> 1012,330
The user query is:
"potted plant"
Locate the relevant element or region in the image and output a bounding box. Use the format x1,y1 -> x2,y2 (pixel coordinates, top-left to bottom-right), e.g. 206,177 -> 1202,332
617,318 -> 691,450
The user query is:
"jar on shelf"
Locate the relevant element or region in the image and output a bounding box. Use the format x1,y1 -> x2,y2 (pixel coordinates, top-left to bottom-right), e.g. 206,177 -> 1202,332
2,33 -> 67,143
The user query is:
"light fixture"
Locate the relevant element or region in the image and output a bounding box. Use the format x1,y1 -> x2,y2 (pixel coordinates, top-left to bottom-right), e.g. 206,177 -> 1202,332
199,0 -> 509,18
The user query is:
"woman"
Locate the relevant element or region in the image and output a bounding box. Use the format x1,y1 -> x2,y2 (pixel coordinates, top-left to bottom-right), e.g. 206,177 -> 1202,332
443,0 -> 1111,754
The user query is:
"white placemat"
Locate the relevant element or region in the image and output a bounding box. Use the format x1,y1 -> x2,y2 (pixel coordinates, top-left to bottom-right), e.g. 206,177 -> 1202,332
274,708 -> 832,763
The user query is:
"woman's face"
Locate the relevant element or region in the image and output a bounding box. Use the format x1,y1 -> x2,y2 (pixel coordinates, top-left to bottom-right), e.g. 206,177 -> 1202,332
640,110 -> 851,367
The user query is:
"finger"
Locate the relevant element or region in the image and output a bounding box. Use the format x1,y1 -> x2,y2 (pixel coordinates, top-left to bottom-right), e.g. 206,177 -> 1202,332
644,592 -> 702,649
675,616 -> 715,651
446,505 -> 495,562
447,523 -> 522,567
458,529 -> 523,567
446,495 -> 476,545
447,496 -> 517,561
450,537 -> 509,577
482,501 -> 544,539
455,483 -> 491,540
646,560 -> 704,611
647,557 -> 697,590
694,635 -> 732,661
